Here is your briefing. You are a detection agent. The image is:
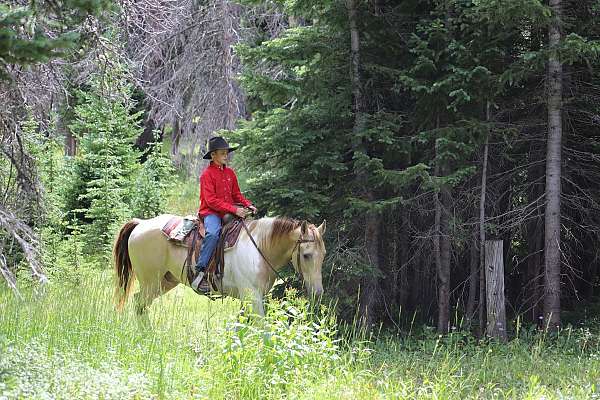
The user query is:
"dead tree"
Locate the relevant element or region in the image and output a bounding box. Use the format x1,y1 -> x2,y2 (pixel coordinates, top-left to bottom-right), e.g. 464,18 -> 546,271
120,0 -> 287,172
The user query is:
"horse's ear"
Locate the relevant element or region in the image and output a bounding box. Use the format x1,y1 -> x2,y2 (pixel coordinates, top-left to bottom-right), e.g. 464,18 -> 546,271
317,220 -> 326,236
301,220 -> 308,234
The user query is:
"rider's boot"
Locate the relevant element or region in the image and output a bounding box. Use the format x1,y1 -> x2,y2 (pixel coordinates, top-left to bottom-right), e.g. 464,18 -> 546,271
191,268 -> 210,294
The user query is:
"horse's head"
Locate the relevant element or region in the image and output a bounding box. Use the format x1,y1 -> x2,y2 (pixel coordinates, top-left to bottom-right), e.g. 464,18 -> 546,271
291,220 -> 326,298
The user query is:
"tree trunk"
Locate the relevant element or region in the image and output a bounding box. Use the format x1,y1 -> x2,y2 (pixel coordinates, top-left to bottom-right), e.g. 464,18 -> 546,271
409,252 -> 424,318
524,139 -> 545,324
136,117 -> 157,154
485,240 -> 507,341
360,210 -> 381,327
434,177 -> 443,329
438,186 -> 451,334
220,0 -> 240,131
64,130 -> 77,156
543,0 -> 563,331
465,229 -> 478,329
478,104 -> 490,337
171,117 -> 182,169
437,0 -> 454,335
347,0 -> 382,328
398,211 -> 410,310
526,216 -> 544,323
434,139 -> 451,334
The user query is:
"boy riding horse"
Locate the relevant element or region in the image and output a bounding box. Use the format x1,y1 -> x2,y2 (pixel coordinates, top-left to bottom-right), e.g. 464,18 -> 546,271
191,136 -> 257,293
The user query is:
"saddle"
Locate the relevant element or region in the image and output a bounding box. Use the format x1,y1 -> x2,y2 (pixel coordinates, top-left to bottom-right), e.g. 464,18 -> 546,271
161,215 -> 244,293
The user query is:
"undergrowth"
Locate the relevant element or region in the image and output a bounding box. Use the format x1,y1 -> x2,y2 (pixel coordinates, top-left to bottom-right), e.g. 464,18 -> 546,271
2,272 -> 600,399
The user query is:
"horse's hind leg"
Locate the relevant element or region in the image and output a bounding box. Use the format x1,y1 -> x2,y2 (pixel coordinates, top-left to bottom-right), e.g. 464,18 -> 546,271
134,292 -> 146,315
135,275 -> 179,316
134,287 -> 156,317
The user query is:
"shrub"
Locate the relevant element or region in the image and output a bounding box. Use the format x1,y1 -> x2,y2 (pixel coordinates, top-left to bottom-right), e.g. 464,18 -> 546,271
206,292 -> 342,398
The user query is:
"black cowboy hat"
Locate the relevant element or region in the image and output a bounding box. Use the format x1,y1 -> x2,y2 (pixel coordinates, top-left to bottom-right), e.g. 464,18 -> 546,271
202,136 -> 238,160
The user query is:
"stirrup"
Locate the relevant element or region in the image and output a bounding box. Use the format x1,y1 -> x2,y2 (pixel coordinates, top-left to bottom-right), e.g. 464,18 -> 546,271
191,271 -> 210,294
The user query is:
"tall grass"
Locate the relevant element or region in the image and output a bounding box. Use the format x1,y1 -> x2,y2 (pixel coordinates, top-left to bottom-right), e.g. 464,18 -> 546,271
0,271 -> 227,398
2,272 -> 600,399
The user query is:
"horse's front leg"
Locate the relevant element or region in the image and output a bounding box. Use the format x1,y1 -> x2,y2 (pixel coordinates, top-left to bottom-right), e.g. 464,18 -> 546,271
238,288 -> 265,318
251,291 -> 265,317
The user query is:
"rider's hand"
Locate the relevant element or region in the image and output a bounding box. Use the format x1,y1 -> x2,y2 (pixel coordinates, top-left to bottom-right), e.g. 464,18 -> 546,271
235,207 -> 248,218
247,205 -> 258,215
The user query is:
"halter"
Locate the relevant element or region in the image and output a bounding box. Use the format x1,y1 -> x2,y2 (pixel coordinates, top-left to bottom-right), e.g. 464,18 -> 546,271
241,219 -> 317,283
290,227 -> 317,279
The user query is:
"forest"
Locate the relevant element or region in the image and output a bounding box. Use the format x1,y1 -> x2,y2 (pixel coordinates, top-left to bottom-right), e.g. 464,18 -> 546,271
2,0 -> 600,398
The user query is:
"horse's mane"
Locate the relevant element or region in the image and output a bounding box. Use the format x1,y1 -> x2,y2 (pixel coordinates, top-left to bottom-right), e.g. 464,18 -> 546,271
246,216 -> 301,251
248,216 -> 324,252
270,217 -> 302,243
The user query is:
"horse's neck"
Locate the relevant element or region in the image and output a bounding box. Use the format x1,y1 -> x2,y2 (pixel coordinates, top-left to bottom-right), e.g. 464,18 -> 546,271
266,237 -> 296,270
260,227 -> 298,270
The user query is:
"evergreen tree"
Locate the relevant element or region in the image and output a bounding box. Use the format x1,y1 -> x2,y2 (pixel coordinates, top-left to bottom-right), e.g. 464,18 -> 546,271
0,0 -> 111,79
66,68 -> 142,257
130,135 -> 175,219
232,0 -> 600,329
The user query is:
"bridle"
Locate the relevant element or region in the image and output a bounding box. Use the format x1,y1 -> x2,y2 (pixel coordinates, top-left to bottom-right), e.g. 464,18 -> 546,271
241,219 -> 317,283
290,227 -> 317,280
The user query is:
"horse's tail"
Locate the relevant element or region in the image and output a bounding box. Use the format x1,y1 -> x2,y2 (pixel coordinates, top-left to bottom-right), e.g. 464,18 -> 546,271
113,219 -> 140,311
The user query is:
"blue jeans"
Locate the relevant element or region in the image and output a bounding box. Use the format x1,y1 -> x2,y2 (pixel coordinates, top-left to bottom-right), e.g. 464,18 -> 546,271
195,214 -> 221,272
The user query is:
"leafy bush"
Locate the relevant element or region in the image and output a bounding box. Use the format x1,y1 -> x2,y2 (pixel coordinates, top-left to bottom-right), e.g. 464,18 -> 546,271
206,292 -> 343,398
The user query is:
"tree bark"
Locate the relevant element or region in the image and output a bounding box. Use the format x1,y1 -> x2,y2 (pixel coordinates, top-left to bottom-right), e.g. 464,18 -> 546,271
485,240 -> 507,341
543,0 -> 563,331
438,186 -> 451,333
398,211 -> 410,310
347,0 -> 382,329
526,216 -> 544,323
478,104 -> 490,337
434,174 -> 443,328
465,229 -> 478,329
434,139 -> 451,334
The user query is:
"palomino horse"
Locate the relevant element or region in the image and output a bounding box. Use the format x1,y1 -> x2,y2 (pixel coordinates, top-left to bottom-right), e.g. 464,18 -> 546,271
113,215 -> 326,316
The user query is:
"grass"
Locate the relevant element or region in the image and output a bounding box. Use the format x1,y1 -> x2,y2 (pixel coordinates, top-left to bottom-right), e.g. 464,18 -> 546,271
164,171 -> 201,217
2,272 -> 600,399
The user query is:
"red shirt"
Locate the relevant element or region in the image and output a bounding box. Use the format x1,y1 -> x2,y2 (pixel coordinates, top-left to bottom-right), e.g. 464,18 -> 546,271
198,162 -> 252,218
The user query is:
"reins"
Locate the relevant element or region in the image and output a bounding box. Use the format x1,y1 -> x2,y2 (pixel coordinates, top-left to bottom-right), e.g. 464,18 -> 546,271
241,218 -> 316,284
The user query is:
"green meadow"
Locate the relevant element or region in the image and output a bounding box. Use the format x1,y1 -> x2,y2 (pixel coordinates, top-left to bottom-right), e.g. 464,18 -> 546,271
2,272 -> 600,399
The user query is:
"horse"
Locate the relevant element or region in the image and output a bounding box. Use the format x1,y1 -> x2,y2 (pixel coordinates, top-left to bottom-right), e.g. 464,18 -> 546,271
113,215 -> 326,316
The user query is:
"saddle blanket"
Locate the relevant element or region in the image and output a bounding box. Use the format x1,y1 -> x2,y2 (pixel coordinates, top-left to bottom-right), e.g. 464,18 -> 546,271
161,215 -> 202,242
161,215 -> 244,251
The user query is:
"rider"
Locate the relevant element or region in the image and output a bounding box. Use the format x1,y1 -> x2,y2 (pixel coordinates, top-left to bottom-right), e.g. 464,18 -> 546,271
191,136 -> 257,293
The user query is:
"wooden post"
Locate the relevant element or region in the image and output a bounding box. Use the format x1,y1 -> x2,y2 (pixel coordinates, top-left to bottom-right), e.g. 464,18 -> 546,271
485,240 -> 507,341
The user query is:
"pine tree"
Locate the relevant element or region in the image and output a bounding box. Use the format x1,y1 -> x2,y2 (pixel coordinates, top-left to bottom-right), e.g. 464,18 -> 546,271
0,0 -> 111,80
67,68 -> 142,257
229,0 -> 600,329
130,134 -> 175,219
